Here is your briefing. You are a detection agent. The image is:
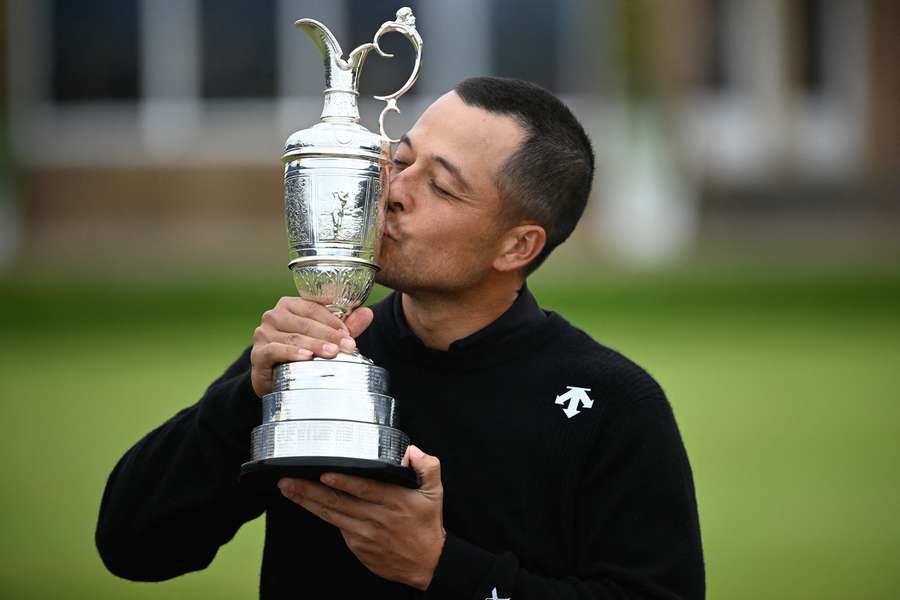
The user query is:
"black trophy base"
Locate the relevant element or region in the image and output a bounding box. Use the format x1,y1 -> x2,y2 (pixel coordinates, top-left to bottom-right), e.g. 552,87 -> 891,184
240,456 -> 418,489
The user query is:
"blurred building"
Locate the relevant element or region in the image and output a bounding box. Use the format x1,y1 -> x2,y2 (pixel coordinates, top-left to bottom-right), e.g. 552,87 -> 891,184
2,0 -> 898,272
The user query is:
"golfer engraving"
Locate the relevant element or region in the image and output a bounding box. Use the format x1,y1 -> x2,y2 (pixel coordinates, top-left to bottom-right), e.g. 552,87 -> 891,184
320,188 -> 364,242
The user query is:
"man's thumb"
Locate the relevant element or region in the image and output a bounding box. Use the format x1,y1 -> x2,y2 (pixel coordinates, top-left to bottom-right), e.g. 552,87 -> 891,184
345,307 -> 374,338
408,445 -> 441,491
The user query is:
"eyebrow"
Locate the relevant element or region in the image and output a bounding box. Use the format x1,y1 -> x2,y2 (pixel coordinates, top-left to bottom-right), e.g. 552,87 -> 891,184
431,154 -> 473,194
397,134 -> 473,194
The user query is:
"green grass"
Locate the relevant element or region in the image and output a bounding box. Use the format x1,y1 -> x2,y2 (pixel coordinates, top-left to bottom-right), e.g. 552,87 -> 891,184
1,266 -> 898,599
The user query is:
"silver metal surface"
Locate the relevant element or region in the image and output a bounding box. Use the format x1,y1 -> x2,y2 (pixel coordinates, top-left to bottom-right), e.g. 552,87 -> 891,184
283,7 -> 422,318
289,261 -> 377,319
251,421 -> 409,464
274,359 -> 389,394
293,7 -> 423,139
246,8 -> 422,472
262,390 -> 396,425
283,155 -> 385,266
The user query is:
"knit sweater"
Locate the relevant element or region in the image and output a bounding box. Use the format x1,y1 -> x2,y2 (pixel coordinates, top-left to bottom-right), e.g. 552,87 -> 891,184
96,287 -> 704,599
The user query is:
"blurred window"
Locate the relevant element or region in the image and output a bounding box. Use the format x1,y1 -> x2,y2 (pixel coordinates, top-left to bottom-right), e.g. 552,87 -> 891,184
489,0 -> 560,92
702,0 -> 731,92
50,0 -> 141,102
792,0 -> 825,95
199,0 -> 277,98
345,0 -> 421,98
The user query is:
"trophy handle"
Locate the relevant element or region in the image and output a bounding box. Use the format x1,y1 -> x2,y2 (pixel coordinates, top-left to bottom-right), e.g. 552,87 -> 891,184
365,7 -> 423,143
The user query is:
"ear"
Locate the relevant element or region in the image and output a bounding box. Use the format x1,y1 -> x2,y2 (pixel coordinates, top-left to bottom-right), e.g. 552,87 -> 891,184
492,224 -> 546,273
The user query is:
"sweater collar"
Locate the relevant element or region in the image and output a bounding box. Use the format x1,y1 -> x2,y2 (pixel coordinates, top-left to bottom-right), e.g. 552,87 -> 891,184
388,283 -> 546,354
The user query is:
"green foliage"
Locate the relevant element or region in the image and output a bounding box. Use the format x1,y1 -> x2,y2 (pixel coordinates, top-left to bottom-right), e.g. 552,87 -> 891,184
1,268 -> 898,598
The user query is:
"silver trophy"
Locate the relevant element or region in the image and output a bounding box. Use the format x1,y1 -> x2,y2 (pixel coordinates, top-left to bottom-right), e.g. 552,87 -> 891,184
241,8 -> 422,487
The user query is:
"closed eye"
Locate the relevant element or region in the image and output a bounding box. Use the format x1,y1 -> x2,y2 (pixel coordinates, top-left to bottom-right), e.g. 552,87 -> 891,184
430,179 -> 453,198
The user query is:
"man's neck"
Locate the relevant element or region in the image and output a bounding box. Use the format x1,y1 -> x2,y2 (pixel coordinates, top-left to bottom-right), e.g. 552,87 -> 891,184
400,278 -> 522,351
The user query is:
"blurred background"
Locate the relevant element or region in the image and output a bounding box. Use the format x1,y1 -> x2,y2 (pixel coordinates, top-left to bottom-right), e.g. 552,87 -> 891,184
1,0 -> 898,598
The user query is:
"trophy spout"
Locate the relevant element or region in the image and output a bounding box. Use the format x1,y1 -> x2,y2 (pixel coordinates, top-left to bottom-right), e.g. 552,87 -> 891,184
294,19 -> 343,74
295,9 -> 422,136
296,18 -> 374,123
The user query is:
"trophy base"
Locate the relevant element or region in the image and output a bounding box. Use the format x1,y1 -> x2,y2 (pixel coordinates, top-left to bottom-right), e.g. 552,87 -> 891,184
240,456 -> 418,489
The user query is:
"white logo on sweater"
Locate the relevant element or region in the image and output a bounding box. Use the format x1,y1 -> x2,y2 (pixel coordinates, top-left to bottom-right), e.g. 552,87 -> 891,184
486,587 -> 509,600
555,386 -> 594,418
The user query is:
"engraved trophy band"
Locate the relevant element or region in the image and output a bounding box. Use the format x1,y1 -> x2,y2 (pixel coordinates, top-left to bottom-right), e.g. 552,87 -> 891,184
243,357 -> 415,487
251,359 -> 409,465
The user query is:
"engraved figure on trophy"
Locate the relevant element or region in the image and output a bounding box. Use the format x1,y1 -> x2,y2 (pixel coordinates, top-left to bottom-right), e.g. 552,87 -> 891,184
318,187 -> 365,243
241,8 -> 423,487
330,190 -> 353,237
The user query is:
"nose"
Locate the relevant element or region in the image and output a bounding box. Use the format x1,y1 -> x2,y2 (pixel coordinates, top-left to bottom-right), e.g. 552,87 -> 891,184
386,164 -> 413,214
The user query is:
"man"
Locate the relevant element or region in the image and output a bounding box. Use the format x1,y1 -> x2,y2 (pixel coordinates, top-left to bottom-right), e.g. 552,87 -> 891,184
96,77 -> 705,599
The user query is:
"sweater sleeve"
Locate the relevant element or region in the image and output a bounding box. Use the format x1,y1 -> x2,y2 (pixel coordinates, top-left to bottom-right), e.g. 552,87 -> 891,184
423,388 -> 705,600
95,347 -> 270,581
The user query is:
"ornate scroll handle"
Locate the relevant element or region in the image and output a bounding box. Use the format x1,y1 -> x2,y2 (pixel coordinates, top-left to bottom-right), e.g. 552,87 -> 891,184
359,7 -> 423,142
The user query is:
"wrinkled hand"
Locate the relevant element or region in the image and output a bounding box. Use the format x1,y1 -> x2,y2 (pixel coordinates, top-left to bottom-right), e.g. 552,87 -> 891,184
278,446 -> 446,591
250,297 -> 374,397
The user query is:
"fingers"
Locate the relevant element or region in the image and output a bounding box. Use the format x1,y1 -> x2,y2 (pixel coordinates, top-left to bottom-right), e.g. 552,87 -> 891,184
278,478 -> 378,523
255,298 -> 357,358
275,316 -> 350,349
407,446 -> 442,493
250,297 -> 375,397
252,342 -> 313,368
250,342 -> 313,397
320,472 -> 391,506
345,307 -> 374,339
278,332 -> 351,358
278,297 -> 347,332
282,489 -> 367,533
263,300 -> 352,347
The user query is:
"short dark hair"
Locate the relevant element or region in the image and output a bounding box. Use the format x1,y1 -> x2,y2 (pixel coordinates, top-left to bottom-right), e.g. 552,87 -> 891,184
454,76 -> 595,274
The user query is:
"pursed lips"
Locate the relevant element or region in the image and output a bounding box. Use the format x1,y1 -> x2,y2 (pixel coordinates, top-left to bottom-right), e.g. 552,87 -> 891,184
382,221 -> 399,241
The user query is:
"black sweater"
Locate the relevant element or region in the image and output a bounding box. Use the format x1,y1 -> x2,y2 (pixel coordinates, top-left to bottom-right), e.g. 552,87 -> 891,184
96,288 -> 705,599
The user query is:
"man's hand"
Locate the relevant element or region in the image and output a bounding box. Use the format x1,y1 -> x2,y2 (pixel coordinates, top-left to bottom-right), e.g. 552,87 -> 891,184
250,297 -> 374,397
278,446 -> 446,591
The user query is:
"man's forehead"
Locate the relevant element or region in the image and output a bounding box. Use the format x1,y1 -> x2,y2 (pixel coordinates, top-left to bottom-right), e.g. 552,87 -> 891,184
415,92 -> 522,135
404,92 -> 525,166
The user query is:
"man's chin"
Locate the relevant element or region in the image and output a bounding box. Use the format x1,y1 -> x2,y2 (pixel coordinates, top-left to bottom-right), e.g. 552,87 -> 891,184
376,266 -> 424,296
374,269 -> 399,292
373,277 -> 395,291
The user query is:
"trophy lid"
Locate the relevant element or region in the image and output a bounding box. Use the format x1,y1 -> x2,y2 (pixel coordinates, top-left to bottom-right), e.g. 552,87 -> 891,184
283,7 -> 423,161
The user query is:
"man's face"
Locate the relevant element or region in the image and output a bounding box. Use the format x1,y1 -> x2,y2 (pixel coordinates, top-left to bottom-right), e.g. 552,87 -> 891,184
375,92 -> 526,295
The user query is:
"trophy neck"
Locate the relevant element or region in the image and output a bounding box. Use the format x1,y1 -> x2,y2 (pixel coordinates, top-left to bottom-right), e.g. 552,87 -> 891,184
319,46 -> 365,123
326,303 -> 349,320
321,89 -> 361,123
